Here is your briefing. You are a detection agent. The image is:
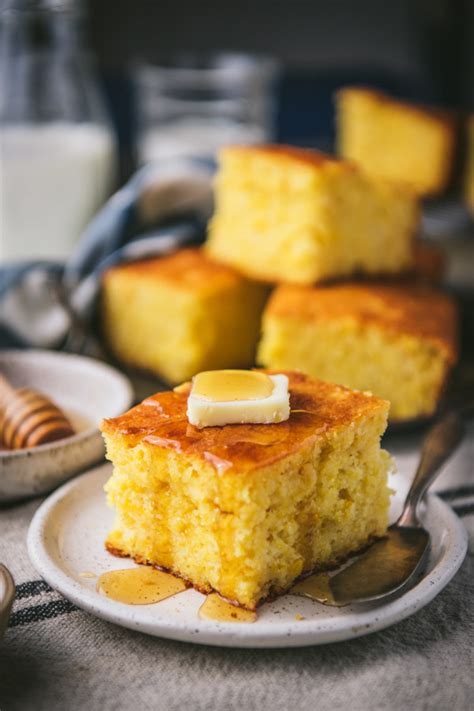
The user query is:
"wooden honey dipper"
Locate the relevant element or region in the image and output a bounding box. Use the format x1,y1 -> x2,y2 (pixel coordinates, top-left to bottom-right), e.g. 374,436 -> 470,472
0,374 -> 75,449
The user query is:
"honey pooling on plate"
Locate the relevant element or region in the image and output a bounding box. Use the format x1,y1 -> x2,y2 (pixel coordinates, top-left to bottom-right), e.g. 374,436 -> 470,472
97,567 -> 186,605
291,573 -> 338,606
198,594 -> 257,623
97,567 -> 256,622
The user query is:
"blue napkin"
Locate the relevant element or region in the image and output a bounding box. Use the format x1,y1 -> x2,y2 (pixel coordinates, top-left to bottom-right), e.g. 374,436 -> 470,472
0,158 -> 215,351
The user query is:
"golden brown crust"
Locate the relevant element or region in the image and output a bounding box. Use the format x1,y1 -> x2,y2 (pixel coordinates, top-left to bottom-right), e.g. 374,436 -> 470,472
220,143 -> 341,169
265,283 -> 458,363
101,371 -> 389,473
220,144 -> 416,200
336,86 -> 458,128
102,247 -> 254,294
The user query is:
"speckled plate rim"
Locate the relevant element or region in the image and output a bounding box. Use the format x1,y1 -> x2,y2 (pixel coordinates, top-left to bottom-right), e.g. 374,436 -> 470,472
27,464 -> 468,648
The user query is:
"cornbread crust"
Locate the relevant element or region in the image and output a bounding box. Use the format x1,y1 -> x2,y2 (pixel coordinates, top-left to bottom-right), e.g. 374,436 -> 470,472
216,143 -> 414,199
227,144 -> 341,169
101,247 -> 260,295
101,371 -> 388,475
264,283 -> 457,364
337,87 -> 456,127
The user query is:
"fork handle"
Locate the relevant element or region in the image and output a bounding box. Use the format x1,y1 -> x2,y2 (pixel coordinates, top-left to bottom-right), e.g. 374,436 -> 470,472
397,411 -> 465,527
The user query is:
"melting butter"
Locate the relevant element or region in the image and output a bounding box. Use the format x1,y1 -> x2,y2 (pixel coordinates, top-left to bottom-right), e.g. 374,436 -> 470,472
198,593 -> 257,623
192,370 -> 274,402
97,567 -> 186,605
187,370 -> 290,429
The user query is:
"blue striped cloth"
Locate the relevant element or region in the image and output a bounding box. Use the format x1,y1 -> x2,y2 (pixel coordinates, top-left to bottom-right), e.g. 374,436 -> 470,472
0,157 -> 215,351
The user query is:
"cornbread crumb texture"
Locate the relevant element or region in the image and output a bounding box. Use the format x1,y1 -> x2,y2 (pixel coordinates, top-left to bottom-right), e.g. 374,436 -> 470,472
258,283 -> 457,421
101,248 -> 269,384
206,144 -> 417,285
336,87 -> 457,197
102,371 -> 392,609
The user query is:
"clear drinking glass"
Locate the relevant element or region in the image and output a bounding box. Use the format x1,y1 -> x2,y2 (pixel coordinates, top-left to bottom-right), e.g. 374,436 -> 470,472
134,53 -> 279,164
0,0 -> 116,262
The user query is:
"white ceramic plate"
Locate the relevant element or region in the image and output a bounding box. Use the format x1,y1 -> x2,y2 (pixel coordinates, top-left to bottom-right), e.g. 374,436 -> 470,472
0,350 -> 133,502
27,462 -> 467,648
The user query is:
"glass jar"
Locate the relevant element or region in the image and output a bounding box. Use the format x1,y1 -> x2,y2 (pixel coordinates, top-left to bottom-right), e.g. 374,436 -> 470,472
134,53 -> 279,165
0,0 -> 116,262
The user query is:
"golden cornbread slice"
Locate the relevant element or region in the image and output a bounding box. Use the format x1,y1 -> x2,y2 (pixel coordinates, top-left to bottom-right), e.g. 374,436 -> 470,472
206,144 -> 417,285
101,248 -> 269,384
258,283 -> 458,422
101,371 -> 392,610
336,87 -> 457,197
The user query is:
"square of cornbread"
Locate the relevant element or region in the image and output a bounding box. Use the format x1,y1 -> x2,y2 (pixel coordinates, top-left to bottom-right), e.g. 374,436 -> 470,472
206,144 -> 417,285
102,371 -> 392,610
101,248 -> 269,384
336,87 -> 457,197
258,283 -> 457,422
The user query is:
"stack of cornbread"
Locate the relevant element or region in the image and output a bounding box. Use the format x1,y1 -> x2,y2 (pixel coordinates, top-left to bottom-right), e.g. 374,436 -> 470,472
103,135 -> 457,423
101,97 -> 461,608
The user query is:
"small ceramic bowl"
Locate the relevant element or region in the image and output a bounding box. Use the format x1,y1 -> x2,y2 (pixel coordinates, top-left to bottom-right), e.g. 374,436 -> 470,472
0,564 -> 15,637
0,350 -> 133,503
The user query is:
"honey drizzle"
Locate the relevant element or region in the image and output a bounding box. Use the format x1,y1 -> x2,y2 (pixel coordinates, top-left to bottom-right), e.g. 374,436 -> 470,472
198,594 -> 257,623
192,370 -> 274,402
96,566 -> 257,622
97,567 -> 186,605
291,573 -> 342,606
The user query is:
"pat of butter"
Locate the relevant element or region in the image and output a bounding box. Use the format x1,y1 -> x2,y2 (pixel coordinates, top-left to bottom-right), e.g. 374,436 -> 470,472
187,370 -> 290,429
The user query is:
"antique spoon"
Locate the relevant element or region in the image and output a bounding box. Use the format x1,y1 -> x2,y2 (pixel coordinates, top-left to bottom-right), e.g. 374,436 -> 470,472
292,410 -> 465,606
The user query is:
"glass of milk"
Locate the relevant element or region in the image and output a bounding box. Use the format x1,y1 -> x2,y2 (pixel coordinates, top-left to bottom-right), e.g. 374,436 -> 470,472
0,0 -> 116,262
134,53 -> 279,165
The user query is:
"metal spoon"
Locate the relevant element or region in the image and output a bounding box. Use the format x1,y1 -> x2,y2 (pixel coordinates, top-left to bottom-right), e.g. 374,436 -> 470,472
292,410 -> 465,606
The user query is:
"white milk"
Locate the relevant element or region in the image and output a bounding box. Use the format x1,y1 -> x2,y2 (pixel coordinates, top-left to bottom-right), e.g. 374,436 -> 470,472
0,123 -> 115,262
